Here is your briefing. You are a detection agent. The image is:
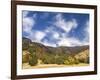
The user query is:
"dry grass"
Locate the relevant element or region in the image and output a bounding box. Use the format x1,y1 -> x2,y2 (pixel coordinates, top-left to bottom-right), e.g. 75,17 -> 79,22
22,63 -> 89,69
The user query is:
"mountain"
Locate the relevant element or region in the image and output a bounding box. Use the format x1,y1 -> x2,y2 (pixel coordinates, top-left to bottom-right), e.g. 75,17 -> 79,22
22,37 -> 89,54
22,37 -> 89,64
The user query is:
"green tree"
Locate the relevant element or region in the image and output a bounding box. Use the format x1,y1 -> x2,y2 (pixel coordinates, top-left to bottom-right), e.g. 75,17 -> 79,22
29,53 -> 38,66
55,57 -> 64,65
28,46 -> 36,54
28,45 -> 39,66
42,53 -> 55,64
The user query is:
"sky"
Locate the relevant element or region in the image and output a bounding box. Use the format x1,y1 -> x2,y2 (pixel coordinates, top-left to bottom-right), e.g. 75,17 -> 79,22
22,10 -> 89,47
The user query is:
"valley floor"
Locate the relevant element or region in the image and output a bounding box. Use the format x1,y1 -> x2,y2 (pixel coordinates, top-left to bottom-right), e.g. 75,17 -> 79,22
22,63 -> 89,69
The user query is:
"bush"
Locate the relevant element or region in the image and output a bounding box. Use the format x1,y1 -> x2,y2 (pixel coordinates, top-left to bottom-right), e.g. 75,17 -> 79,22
64,60 -> 70,65
42,54 -> 55,64
42,54 -> 68,65
29,53 -> 38,66
55,57 -> 64,64
22,53 -> 29,63
28,46 -> 36,54
74,58 -> 79,64
64,56 -> 76,65
55,55 -> 65,65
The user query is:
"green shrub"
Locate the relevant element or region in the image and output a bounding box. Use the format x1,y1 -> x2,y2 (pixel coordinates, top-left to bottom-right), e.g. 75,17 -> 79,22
64,56 -> 76,65
29,53 -> 38,66
22,53 -> 29,63
42,54 -> 55,64
55,57 -> 64,64
28,46 -> 36,54
74,58 -> 79,64
64,60 -> 70,65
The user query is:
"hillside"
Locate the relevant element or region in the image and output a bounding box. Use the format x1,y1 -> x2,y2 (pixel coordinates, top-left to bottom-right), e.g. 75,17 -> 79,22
22,37 -> 89,67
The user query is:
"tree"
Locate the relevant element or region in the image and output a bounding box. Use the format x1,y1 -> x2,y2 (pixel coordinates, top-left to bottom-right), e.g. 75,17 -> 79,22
55,57 -> 64,65
28,46 -> 36,54
28,46 -> 38,66
29,53 -> 38,66
41,53 -> 55,64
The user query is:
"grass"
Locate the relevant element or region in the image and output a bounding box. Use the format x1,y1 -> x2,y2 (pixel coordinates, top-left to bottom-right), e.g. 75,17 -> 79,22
22,63 -> 89,69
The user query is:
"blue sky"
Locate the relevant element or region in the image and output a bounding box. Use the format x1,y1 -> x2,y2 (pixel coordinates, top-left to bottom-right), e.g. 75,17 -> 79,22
22,10 -> 89,47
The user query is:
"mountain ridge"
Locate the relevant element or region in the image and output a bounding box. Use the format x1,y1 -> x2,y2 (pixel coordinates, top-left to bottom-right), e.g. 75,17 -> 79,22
22,37 -> 89,56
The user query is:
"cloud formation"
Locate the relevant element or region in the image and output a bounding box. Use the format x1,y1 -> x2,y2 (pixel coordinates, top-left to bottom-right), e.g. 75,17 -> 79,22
22,11 -> 89,47
29,31 -> 46,42
54,14 -> 78,33
22,11 -> 35,33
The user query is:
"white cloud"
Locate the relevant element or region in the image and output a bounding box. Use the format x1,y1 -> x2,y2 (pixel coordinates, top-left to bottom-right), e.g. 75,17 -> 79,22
42,39 -> 57,47
43,23 -> 89,47
23,11 -> 29,17
54,14 -> 78,33
43,23 -> 83,47
23,11 -> 36,33
43,25 -> 83,47
23,17 -> 35,32
57,38 -> 71,46
22,11 -> 47,43
45,26 -> 60,39
26,30 -> 46,43
33,31 -> 46,42
45,26 -> 54,33
83,21 -> 89,43
58,21 -> 90,47
57,21 -> 90,47
58,37 -> 83,47
41,33 -> 87,47
53,32 -> 60,39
